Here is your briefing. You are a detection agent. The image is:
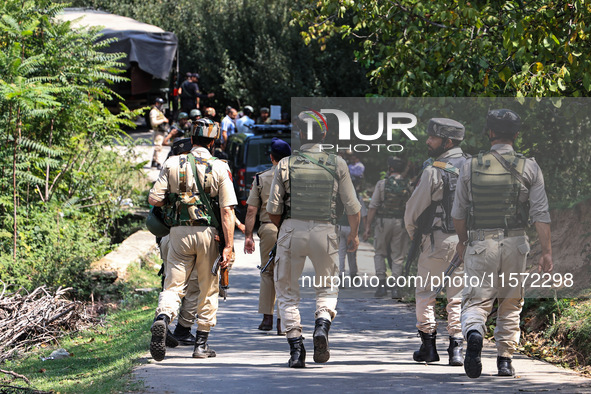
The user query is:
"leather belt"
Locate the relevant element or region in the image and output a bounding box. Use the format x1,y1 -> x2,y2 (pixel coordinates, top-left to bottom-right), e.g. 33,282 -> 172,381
469,228 -> 525,241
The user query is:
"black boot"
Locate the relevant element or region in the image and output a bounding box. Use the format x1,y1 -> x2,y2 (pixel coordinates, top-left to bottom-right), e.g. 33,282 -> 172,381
313,318 -> 332,363
165,328 -> 179,348
448,337 -> 464,366
258,314 -> 273,331
173,324 -> 196,346
374,279 -> 387,298
150,314 -> 170,362
464,330 -> 483,378
192,331 -> 216,358
413,330 -> 440,363
287,336 -> 306,368
277,318 -> 286,336
497,356 -> 515,376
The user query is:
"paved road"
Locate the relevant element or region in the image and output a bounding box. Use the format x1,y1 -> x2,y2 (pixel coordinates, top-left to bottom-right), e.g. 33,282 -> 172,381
132,234 -> 591,393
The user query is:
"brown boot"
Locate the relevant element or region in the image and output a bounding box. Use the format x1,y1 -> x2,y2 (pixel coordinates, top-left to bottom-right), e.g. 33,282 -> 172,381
258,314 -> 273,331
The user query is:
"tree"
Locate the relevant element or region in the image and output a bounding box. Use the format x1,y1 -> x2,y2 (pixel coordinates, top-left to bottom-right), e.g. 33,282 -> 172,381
295,0 -> 591,97
0,0 -> 143,289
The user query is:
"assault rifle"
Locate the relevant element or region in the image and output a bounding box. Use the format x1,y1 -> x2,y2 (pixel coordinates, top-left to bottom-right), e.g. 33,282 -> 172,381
403,228 -> 422,277
187,153 -> 230,301
434,253 -> 461,296
258,244 -> 276,274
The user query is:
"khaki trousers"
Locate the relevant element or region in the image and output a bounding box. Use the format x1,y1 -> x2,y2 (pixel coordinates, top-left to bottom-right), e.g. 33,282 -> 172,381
258,223 -> 279,315
373,217 -> 409,279
461,233 -> 529,358
415,230 -> 463,338
152,130 -> 165,164
156,226 -> 219,332
159,235 -> 201,328
274,219 -> 339,338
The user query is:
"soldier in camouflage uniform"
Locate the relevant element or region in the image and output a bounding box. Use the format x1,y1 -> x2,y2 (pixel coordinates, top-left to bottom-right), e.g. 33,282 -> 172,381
452,109 -> 553,378
148,118 -> 237,362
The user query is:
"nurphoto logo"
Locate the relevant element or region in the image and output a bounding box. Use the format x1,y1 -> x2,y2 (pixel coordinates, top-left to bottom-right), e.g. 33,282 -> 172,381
301,109 -> 419,153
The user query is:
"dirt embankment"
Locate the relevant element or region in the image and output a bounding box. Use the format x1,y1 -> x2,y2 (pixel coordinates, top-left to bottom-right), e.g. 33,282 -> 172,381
527,198 -> 591,297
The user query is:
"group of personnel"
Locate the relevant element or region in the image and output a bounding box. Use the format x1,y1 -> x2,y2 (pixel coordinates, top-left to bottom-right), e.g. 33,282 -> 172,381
146,108 -> 553,380
148,88 -> 277,169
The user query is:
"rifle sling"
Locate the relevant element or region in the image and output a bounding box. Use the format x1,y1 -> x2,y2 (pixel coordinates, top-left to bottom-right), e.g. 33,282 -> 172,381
298,152 -> 337,179
490,150 -> 530,189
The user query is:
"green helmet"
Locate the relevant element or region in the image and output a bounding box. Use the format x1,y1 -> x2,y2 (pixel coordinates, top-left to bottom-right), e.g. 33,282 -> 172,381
146,207 -> 170,237
189,109 -> 201,119
178,112 -> 189,120
192,118 -> 220,139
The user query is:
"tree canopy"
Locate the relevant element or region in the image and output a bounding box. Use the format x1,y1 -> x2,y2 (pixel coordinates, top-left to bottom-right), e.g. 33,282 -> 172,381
295,0 -> 591,97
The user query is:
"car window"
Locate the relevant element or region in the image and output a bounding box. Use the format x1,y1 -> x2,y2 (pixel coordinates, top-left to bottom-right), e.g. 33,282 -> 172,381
246,139 -> 273,167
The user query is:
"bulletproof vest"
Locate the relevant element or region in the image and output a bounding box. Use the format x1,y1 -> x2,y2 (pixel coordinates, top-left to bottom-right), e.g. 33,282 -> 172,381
288,151 -> 338,223
162,154 -> 216,226
377,176 -> 409,219
469,151 -> 528,230
424,154 -> 468,234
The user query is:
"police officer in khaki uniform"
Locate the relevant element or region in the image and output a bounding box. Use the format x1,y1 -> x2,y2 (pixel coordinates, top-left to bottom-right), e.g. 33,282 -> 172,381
405,118 -> 469,366
452,109 -> 553,378
148,118 -> 237,362
266,111 -> 361,368
244,138 -> 292,334
364,156 -> 411,298
150,97 -> 169,170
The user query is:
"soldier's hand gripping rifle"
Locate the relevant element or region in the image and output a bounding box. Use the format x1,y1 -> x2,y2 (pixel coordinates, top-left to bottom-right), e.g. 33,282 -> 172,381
211,230 -> 229,301
433,253 -> 461,296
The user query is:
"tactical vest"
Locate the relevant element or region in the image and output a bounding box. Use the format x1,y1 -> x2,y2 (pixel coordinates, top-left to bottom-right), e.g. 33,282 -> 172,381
377,176 -> 409,219
422,154 -> 468,234
162,154 -> 217,226
469,151 -> 528,230
288,151 -> 338,223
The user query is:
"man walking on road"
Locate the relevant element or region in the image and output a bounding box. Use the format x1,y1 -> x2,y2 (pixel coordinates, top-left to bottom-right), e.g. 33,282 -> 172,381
405,118 -> 469,366
244,138 -> 291,334
364,156 -> 410,298
266,111 -> 361,368
452,109 -> 553,378
148,118 -> 237,362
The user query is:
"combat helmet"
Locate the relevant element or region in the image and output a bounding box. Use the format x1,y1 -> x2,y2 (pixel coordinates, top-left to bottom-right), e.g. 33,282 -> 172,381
427,118 -> 465,141
146,207 -> 170,237
192,118 -> 220,139
485,109 -> 521,136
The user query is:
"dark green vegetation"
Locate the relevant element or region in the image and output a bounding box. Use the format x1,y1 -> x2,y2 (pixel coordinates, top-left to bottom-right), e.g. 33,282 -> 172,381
67,0 -> 371,111
0,0 -> 148,292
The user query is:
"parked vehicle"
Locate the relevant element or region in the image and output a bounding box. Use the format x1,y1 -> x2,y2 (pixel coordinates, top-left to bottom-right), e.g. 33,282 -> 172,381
225,124 -> 292,221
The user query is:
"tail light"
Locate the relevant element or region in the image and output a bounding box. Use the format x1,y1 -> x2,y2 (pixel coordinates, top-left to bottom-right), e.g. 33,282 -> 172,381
238,169 -> 246,188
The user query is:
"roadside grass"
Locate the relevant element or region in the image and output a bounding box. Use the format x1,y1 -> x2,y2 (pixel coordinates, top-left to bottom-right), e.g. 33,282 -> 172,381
2,256 -> 161,393
521,298 -> 591,374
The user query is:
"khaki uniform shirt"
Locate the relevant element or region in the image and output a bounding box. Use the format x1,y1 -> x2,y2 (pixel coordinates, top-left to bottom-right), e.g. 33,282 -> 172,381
150,107 -> 167,132
369,173 -> 406,210
451,144 -> 551,225
149,147 -> 238,209
246,166 -> 276,223
405,147 -> 465,237
266,144 -> 361,217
